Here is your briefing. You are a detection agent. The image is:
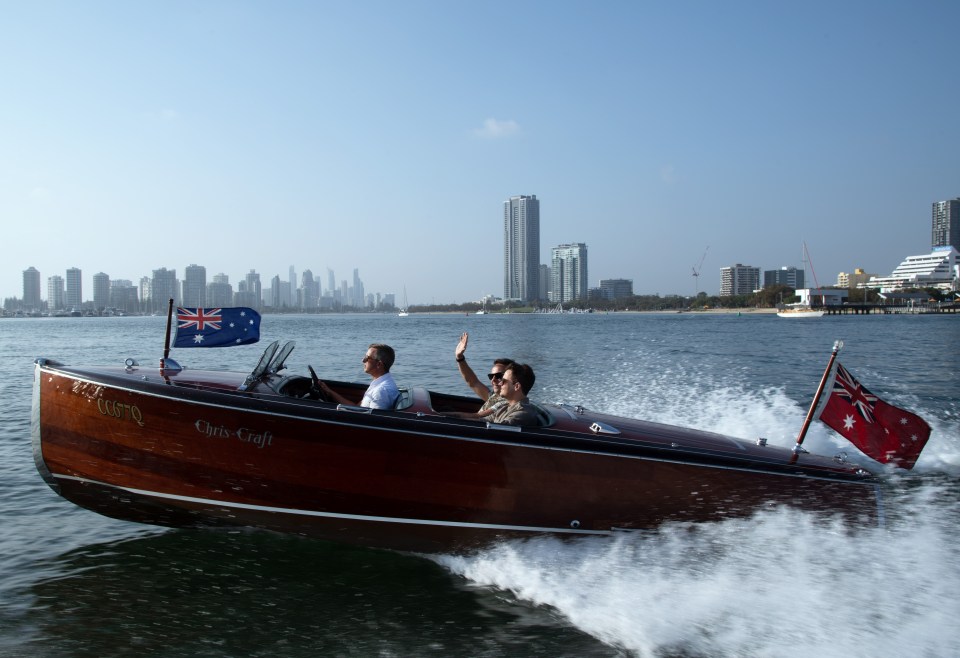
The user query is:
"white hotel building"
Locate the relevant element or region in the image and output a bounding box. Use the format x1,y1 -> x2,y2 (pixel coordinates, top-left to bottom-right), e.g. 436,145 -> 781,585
865,246 -> 959,293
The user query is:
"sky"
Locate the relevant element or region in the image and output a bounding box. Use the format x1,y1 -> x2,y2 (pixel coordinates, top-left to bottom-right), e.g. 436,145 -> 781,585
2,1 -> 958,305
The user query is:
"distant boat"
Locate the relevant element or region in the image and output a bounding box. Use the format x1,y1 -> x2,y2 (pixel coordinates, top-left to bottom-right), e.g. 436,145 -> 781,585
398,286 -> 409,317
777,242 -> 825,319
777,306 -> 825,318
475,298 -> 487,315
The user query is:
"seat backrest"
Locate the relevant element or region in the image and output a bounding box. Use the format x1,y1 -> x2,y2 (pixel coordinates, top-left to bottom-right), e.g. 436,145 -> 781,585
393,387 -> 411,410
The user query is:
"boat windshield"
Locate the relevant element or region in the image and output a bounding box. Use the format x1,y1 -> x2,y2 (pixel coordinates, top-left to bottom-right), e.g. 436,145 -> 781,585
269,341 -> 296,374
239,341 -> 280,390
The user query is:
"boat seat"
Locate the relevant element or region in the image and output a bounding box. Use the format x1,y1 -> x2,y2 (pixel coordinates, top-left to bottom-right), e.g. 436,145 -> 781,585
393,387 -> 414,411
530,403 -> 553,427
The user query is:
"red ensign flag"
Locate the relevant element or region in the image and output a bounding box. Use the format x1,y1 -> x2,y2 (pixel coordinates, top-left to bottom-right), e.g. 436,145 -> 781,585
817,362 -> 931,469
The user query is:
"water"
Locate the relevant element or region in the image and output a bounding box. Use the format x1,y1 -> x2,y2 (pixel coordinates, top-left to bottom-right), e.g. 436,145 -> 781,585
1,313 -> 958,657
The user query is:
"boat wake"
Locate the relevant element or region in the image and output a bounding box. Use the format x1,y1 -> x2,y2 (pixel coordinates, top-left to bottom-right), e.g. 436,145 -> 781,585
435,377 -> 960,657
436,480 -> 960,657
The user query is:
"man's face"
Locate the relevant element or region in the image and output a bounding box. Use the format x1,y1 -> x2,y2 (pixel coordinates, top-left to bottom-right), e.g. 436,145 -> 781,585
488,364 -> 505,392
499,371 -> 521,401
362,349 -> 380,376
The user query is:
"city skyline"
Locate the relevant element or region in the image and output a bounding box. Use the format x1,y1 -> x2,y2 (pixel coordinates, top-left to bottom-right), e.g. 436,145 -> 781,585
3,3 -> 958,303
11,189 -> 960,309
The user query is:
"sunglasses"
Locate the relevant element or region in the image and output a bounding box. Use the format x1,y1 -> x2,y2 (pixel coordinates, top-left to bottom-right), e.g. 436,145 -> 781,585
363,355 -> 380,363
487,372 -> 504,381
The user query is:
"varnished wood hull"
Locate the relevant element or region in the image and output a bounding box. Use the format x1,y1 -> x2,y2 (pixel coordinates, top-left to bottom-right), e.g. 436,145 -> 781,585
32,359 -> 880,553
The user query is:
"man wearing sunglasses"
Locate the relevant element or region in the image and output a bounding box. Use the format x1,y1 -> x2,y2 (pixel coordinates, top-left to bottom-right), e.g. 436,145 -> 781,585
489,362 -> 542,426
319,343 -> 400,409
453,332 -> 513,417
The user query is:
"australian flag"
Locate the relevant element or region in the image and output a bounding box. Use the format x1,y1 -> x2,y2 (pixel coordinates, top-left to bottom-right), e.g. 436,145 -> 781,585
173,307 -> 261,348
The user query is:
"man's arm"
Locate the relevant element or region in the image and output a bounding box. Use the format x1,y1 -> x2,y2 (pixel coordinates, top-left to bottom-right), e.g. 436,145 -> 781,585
455,332 -> 490,400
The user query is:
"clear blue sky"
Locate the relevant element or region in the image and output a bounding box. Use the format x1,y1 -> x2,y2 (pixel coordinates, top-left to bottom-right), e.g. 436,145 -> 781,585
3,1 -> 958,304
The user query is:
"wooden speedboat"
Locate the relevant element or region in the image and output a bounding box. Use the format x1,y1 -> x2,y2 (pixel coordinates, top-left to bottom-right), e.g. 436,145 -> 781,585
32,341 -> 880,553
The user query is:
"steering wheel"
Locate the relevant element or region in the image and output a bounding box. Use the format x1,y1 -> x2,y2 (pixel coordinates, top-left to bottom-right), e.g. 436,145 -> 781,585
307,365 -> 329,402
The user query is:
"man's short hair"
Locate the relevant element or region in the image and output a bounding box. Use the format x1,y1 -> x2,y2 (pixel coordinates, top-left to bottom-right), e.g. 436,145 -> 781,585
505,362 -> 535,395
493,358 -> 515,368
369,343 -> 395,371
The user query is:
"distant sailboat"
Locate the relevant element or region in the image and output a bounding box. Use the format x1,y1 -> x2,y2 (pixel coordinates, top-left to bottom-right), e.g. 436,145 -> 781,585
475,297 -> 487,315
777,242 -> 825,318
398,287 -> 409,317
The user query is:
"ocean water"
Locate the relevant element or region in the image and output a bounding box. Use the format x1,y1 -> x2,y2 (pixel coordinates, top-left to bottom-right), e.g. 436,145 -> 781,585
1,312 -> 958,657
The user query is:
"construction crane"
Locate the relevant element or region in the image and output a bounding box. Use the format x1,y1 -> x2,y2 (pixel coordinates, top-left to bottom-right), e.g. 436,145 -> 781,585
692,246 -> 709,297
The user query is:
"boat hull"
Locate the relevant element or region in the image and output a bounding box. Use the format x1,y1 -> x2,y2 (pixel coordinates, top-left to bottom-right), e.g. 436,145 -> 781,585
32,359 -> 879,553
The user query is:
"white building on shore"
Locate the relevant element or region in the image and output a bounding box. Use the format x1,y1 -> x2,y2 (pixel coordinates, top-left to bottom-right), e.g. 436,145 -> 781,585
865,246 -> 959,293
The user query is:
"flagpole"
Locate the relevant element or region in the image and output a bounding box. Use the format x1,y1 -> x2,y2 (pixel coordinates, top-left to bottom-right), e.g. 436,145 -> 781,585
161,298 -> 174,368
792,340 -> 843,459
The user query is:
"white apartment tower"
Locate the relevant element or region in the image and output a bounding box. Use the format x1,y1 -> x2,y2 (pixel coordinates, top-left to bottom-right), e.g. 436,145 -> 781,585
503,195 -> 540,303
65,267 -> 82,309
720,264 -> 760,296
551,243 -> 588,303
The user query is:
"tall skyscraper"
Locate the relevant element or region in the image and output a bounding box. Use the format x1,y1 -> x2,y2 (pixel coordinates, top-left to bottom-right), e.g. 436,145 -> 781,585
47,275 -> 65,311
503,195 -> 540,303
932,198 -> 960,251
183,264 -> 207,307
551,243 -> 588,303
65,267 -> 82,309
352,268 -> 364,308
289,265 -> 297,306
93,272 -> 111,311
244,270 -> 262,309
22,267 -> 41,311
151,267 -> 178,313
301,270 -> 318,310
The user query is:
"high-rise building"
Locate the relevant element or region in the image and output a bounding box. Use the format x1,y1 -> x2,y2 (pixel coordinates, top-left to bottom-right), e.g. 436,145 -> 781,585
65,267 -> 82,308
207,274 -> 233,308
22,267 -> 42,311
47,275 -> 65,311
551,243 -> 588,303
301,270 -> 318,310
244,270 -> 262,309
109,280 -> 139,314
139,277 -> 152,313
539,264 -> 551,301
763,267 -> 804,289
932,198 -> 960,251
352,269 -> 365,308
93,272 -> 111,311
288,265 -> 297,307
503,195 -> 540,303
183,264 -> 207,307
720,264 -> 760,296
151,267 -> 178,313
